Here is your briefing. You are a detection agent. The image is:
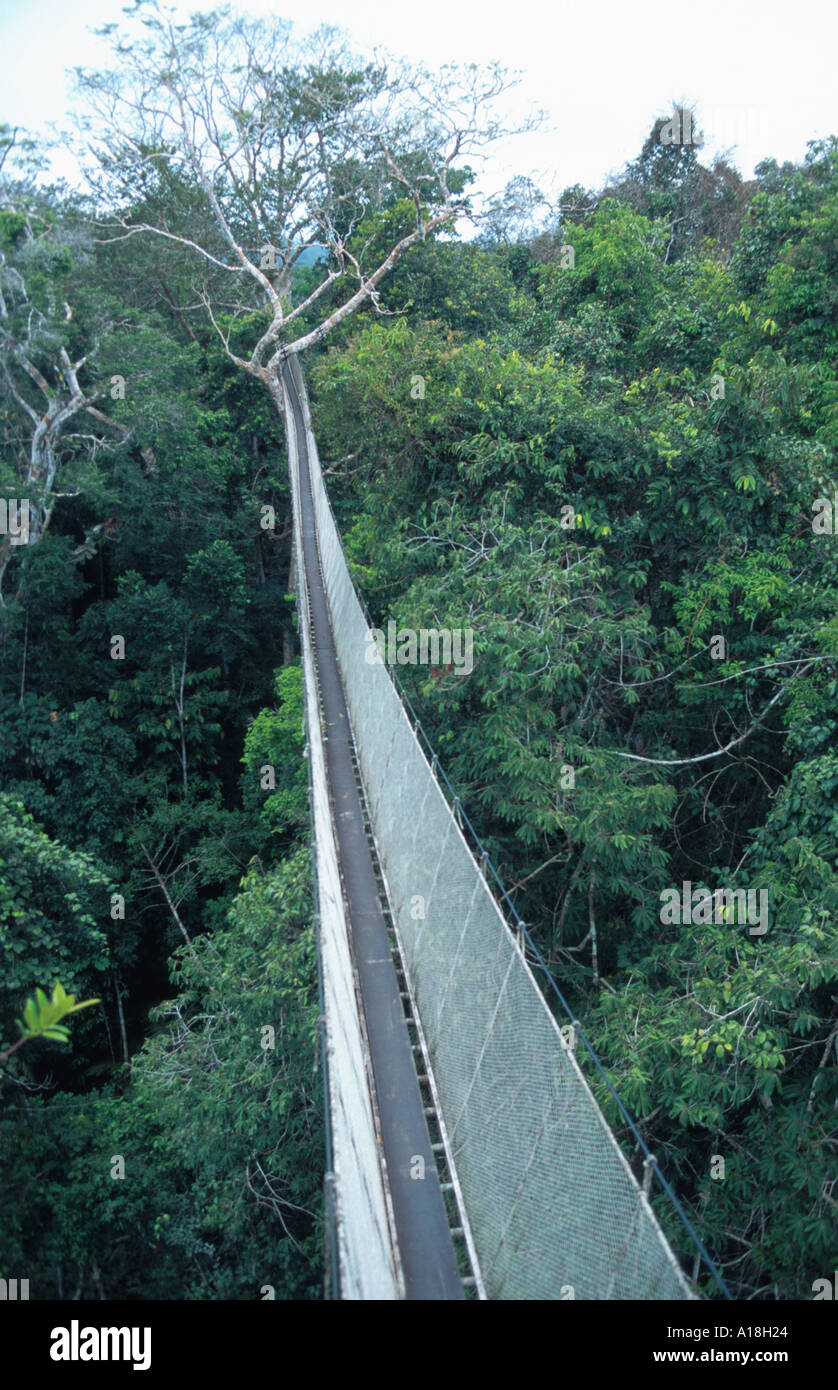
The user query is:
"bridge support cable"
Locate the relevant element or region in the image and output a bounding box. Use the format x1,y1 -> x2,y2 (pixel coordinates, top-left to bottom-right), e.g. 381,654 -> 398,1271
283,352 -> 715,1301
283,361 -> 465,1301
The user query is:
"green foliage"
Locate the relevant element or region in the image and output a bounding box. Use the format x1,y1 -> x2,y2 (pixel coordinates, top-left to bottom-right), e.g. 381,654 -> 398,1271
378,239 -> 518,335
17,983 -> 100,1044
605,106 -> 755,260
0,794 -> 111,1006
306,127 -> 838,1297
0,851 -> 322,1299
242,666 -> 308,837
4,96 -> 837,1304
0,983 -> 100,1071
0,135 -> 317,1296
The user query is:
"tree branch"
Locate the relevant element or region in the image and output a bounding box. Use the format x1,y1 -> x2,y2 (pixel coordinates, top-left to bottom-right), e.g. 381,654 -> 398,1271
611,664 -> 814,767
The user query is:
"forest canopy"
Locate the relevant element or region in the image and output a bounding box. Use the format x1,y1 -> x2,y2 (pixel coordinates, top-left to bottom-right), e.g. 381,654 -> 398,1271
1,1 -> 836,1302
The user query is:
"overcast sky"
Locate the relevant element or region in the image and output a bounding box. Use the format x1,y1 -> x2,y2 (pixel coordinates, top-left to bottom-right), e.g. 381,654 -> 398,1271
1,0 -> 835,201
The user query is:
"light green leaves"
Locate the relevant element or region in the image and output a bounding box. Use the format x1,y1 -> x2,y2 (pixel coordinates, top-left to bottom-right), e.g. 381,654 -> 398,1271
17,981 -> 100,1044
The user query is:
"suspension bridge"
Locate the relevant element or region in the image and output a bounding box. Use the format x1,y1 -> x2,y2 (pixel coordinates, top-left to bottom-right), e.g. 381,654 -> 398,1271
281,355 -> 729,1302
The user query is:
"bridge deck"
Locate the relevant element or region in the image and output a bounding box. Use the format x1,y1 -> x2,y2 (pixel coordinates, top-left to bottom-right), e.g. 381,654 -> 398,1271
283,361 -> 464,1301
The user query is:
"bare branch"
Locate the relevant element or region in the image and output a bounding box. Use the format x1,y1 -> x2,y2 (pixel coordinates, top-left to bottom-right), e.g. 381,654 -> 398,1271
611,664 -> 814,767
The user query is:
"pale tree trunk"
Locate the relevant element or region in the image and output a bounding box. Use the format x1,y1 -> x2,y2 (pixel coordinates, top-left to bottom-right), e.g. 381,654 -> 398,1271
0,346 -> 120,602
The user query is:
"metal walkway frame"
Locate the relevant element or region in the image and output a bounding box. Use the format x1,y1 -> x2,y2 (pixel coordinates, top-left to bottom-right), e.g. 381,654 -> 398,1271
283,360 -> 465,1300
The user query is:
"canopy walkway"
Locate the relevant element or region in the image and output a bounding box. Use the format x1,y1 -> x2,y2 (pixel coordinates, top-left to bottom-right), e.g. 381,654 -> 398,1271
281,356 -> 728,1302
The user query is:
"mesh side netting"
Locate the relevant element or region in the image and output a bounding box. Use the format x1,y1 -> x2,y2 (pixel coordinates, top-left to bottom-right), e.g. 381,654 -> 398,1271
289,357 -> 693,1301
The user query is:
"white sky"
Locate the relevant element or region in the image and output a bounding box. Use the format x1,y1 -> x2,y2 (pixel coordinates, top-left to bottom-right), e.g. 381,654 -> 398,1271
1,0 -> 835,201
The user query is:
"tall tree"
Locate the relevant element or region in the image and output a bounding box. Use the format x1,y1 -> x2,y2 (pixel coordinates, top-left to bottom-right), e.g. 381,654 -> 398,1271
605,105 -> 755,260
74,1 -> 537,413
0,137 -> 125,599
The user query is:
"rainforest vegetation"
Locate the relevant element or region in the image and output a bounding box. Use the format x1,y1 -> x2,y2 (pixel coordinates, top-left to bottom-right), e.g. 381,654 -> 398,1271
1,3 -> 836,1301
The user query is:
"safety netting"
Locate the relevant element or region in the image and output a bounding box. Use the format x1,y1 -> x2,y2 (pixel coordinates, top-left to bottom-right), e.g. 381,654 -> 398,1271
287,355 -> 694,1301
